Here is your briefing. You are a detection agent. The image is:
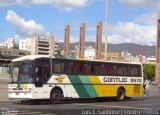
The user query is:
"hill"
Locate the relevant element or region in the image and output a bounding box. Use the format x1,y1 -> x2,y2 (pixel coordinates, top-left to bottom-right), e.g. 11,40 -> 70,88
57,42 -> 156,57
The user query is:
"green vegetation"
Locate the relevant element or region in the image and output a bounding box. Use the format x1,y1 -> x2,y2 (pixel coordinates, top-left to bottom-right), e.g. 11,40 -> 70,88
55,49 -> 63,58
143,64 -> 155,81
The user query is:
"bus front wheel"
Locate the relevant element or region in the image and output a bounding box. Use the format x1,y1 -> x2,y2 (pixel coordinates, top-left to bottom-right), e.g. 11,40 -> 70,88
116,88 -> 125,101
50,89 -> 63,104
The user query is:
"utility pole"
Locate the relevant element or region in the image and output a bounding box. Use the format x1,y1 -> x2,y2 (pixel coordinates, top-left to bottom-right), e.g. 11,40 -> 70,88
105,0 -> 108,60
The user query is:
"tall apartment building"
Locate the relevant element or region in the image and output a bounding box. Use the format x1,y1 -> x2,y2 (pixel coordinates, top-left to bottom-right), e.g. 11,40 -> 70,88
156,16 -> 160,80
64,25 -> 70,57
95,21 -> 102,60
32,33 -> 55,56
78,23 -> 85,58
19,33 -> 57,56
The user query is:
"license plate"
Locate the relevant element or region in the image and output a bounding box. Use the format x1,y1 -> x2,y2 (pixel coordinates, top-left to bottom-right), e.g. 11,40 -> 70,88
16,92 -> 19,95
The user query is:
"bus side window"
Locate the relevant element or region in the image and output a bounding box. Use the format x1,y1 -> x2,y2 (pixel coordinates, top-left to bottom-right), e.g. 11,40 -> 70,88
102,64 -> 110,75
123,65 -> 128,76
95,63 -> 101,75
117,65 -> 123,76
88,63 -> 95,75
73,63 -> 79,74
43,66 -> 50,83
53,61 -> 61,73
35,66 -> 43,82
110,64 -> 116,75
80,63 -> 87,74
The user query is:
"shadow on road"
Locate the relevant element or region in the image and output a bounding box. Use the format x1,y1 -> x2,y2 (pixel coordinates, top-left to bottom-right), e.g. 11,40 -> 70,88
12,97 -> 145,105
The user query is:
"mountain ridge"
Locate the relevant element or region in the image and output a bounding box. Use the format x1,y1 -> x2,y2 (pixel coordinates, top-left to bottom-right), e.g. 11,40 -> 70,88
57,42 -> 156,57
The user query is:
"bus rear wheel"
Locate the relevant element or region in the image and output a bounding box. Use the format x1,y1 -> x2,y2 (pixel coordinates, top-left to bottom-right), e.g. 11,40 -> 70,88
116,88 -> 125,101
50,89 -> 63,104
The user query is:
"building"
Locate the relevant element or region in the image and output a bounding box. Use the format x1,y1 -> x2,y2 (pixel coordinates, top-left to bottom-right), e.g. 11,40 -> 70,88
84,46 -> 95,60
146,56 -> 156,63
95,21 -> 102,60
31,33 -> 55,56
101,51 -> 124,61
6,38 -> 15,48
19,38 -> 31,51
54,41 -> 58,55
64,25 -> 70,57
19,33 -> 58,56
0,38 -> 15,48
156,16 -> 160,80
78,23 -> 85,58
0,48 -> 30,75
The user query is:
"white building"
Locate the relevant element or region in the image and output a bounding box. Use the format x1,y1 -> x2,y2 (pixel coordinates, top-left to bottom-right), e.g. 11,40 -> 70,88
146,56 -> 156,62
19,39 -> 28,51
0,38 -> 15,48
0,42 -> 6,47
19,37 -> 33,51
84,46 -> 95,60
6,38 -> 15,48
55,41 -> 58,55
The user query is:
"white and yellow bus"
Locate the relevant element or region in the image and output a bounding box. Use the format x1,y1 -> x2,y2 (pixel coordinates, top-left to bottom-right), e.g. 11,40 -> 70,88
8,55 -> 143,103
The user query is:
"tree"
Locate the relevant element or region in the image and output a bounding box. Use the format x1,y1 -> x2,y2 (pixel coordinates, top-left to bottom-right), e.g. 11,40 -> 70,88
55,49 -> 63,58
143,64 -> 155,81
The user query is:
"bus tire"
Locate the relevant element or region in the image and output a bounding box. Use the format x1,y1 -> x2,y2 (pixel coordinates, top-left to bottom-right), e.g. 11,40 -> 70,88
116,88 -> 125,101
50,89 -> 63,104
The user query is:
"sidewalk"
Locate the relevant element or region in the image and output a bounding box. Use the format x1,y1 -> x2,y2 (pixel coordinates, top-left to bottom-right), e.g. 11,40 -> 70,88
142,84 -> 160,98
0,78 -> 9,102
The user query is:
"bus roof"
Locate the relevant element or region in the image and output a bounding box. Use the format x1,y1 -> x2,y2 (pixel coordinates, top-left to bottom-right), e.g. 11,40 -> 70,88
12,55 -> 51,62
12,55 -> 142,65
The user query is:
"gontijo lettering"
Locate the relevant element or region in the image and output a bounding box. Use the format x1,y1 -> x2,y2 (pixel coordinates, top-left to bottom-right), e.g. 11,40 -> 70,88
103,77 -> 127,82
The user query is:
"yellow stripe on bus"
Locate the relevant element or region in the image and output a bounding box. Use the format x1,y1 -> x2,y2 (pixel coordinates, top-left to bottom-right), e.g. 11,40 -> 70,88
88,76 -> 108,97
23,84 -> 28,88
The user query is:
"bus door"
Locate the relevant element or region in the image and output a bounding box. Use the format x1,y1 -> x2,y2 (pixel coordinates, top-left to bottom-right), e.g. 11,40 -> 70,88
34,65 -> 50,99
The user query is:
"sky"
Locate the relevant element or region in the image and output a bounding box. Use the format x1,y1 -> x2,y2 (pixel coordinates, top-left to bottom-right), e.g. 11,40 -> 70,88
0,0 -> 160,46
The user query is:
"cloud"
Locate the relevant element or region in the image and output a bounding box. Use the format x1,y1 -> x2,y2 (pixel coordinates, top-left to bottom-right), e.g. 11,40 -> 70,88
0,0 -> 91,11
0,0 -> 22,7
134,13 -> 157,25
108,13 -> 157,46
31,0 -> 90,11
6,10 -> 45,36
118,0 -> 160,12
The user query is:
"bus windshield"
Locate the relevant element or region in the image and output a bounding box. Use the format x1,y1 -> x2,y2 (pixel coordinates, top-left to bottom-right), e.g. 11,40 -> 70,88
11,61 -> 33,83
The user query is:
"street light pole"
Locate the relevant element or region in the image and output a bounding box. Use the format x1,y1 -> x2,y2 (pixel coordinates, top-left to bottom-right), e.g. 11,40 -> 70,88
105,0 -> 108,60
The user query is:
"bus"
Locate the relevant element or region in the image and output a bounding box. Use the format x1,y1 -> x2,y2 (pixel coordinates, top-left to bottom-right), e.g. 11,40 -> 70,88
8,55 -> 143,103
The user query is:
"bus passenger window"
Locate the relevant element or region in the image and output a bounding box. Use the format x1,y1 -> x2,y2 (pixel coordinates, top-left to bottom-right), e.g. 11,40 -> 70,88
35,66 -> 43,82
43,66 -> 50,83
80,63 -> 87,73
102,64 -> 109,75
123,66 -> 128,76
117,65 -> 123,76
73,63 -> 79,74
62,61 -> 69,73
110,65 -> 116,75
95,63 -> 101,74
88,63 -> 95,75
53,62 -> 61,73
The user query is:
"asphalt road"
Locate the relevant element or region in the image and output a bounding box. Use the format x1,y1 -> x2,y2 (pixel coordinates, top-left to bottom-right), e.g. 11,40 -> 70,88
0,98 -> 160,115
